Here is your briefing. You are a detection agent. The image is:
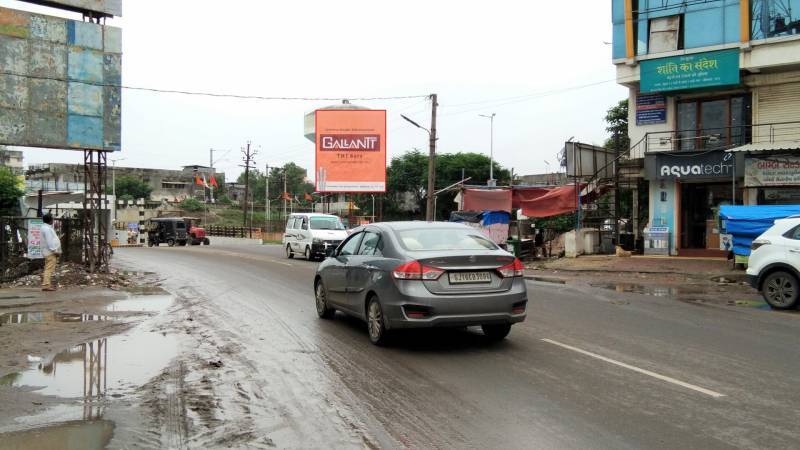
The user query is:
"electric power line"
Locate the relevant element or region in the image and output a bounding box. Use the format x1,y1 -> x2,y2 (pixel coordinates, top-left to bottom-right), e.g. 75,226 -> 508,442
0,70 -> 430,102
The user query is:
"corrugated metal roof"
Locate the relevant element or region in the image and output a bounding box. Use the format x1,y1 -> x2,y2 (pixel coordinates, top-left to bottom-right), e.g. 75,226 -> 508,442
725,141 -> 800,153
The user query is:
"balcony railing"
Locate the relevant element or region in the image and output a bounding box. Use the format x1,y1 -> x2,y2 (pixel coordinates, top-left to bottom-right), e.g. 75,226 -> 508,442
628,121 -> 800,160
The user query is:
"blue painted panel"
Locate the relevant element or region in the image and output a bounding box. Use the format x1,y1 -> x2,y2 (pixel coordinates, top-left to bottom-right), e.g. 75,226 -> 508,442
67,114 -> 102,148
67,47 -> 102,82
67,82 -> 102,116
613,23 -> 627,59
612,0 -> 625,23
66,20 -> 102,50
637,20 -> 649,55
685,9 -> 725,47
723,3 -> 740,43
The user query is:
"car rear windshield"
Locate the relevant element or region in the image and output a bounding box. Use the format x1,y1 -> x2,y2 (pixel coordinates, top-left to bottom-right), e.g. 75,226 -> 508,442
310,217 -> 344,230
396,228 -> 498,251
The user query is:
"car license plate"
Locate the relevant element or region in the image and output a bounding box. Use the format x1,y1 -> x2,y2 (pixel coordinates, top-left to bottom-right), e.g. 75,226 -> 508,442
448,271 -> 492,284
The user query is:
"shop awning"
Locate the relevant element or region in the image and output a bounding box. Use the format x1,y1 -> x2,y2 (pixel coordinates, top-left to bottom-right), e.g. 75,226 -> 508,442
725,141 -> 800,153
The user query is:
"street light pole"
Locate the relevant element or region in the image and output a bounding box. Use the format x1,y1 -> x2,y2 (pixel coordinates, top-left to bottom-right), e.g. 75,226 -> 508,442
265,163 -> 269,233
110,157 -> 126,199
400,93 -> 438,222
479,113 -> 496,186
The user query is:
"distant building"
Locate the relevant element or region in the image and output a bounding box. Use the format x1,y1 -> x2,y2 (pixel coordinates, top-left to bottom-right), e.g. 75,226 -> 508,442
518,173 -> 567,187
25,163 -> 225,201
0,148 -> 24,176
225,183 -> 247,204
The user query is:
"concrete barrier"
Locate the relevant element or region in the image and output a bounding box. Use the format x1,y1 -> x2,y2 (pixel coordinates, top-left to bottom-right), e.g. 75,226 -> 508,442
208,236 -> 263,246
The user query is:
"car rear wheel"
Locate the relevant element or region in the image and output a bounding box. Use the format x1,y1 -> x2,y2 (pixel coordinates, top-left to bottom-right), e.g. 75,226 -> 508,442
305,246 -> 313,261
286,245 -> 294,259
167,239 -> 175,247
367,297 -> 388,345
315,280 -> 334,319
482,324 -> 511,341
762,271 -> 799,309
203,238 -> 210,245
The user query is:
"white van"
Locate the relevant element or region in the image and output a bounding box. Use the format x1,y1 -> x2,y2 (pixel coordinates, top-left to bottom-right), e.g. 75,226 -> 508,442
282,213 -> 348,260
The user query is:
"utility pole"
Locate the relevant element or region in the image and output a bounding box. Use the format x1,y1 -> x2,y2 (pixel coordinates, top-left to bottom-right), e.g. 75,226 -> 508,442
209,148 -> 215,204
265,163 -> 270,233
479,113 -> 496,186
283,173 -> 287,220
240,141 -> 257,228
427,93 -> 438,222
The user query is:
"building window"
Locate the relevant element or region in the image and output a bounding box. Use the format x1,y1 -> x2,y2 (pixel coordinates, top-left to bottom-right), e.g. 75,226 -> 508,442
161,182 -> 187,189
648,15 -> 683,53
676,95 -> 752,151
752,0 -> 800,40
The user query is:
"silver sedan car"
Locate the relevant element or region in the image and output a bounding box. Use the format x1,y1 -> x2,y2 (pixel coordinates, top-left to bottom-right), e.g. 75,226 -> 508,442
313,222 -> 528,345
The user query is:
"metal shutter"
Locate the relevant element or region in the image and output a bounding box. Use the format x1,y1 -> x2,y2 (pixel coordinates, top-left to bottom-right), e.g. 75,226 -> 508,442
757,82 -> 800,124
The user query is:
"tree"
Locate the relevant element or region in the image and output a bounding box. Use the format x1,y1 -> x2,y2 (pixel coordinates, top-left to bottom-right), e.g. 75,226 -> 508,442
112,176 -> 152,200
0,166 -> 24,215
603,99 -> 630,151
239,163 -> 314,204
180,197 -> 204,212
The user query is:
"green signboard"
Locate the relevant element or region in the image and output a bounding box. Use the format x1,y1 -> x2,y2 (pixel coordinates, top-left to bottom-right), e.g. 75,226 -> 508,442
640,49 -> 740,93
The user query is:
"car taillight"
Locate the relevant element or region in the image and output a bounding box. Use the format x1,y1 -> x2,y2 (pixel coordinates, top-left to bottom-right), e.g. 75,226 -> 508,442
497,258 -> 524,278
392,261 -> 444,280
751,240 -> 771,251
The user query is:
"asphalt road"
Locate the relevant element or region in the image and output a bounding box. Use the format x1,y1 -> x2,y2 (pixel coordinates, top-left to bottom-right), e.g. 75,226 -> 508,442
115,244 -> 800,449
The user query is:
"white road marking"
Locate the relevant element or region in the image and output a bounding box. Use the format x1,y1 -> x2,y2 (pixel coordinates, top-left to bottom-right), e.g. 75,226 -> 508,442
541,338 -> 725,398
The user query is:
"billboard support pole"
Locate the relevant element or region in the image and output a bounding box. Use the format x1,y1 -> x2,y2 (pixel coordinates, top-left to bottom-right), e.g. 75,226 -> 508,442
82,150 -> 108,273
426,94 -> 438,222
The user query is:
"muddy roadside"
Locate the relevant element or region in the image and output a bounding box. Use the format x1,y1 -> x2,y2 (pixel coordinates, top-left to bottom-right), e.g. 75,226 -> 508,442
0,263 -> 184,448
525,255 -> 772,310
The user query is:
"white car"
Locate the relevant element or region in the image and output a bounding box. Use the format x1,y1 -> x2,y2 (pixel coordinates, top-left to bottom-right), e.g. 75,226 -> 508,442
747,216 -> 800,309
282,213 -> 348,261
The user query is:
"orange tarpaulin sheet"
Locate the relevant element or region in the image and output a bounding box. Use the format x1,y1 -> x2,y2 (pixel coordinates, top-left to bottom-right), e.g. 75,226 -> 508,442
519,185 -> 580,218
462,189 -> 513,212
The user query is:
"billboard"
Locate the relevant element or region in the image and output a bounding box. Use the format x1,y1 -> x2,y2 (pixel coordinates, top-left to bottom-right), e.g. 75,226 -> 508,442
19,1 -> 122,17
0,6 -> 121,152
315,109 -> 386,193
640,49 -> 740,94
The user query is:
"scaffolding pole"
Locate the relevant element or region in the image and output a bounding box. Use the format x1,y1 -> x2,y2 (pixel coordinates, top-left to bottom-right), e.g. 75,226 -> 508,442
83,150 -> 109,273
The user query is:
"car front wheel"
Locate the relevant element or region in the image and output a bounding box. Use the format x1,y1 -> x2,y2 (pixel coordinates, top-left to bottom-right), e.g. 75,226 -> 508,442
286,245 -> 294,259
305,246 -> 313,261
482,324 -> 512,341
762,271 -> 799,309
367,297 -> 388,345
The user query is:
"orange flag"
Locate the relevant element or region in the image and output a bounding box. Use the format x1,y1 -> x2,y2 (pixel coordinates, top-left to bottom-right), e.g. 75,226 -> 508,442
280,192 -> 291,201
304,192 -> 313,202
195,175 -> 204,186
209,175 -> 219,188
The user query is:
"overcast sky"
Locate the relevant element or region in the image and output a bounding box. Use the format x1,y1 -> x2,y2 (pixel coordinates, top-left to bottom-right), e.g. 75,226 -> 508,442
4,0 -> 626,183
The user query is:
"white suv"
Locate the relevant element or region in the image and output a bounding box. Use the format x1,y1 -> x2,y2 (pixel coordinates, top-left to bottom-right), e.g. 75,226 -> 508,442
747,216 -> 800,309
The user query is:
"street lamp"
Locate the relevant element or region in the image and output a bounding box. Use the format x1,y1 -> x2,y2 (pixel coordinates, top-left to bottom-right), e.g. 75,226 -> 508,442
401,114 -> 436,221
110,157 -> 126,198
479,113 -> 496,186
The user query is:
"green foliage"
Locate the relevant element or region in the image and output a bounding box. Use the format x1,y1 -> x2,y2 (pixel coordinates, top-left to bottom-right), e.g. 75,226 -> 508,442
0,166 -> 23,215
112,176 -> 152,200
180,197 -> 204,212
603,99 -> 630,151
239,162 -> 314,203
534,212 -> 577,233
217,194 -> 233,206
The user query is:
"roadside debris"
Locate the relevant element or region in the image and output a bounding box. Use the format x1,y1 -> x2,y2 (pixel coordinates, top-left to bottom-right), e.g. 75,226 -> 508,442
1,262 -> 135,290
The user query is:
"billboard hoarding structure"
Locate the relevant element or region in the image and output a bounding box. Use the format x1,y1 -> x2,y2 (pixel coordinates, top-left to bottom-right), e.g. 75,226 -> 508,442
315,109 -> 386,193
0,6 -> 122,152
18,1 -> 122,17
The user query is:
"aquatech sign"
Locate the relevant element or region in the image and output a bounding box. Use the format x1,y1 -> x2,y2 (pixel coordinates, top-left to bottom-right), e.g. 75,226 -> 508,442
315,109 -> 387,193
656,151 -> 735,179
640,49 -> 740,93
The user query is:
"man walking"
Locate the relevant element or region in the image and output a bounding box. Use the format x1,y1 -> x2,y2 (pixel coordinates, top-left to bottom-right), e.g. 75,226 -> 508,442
40,213 -> 61,291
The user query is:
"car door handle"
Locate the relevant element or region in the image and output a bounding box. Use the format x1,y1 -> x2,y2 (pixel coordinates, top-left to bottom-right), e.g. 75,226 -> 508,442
790,249 -> 800,254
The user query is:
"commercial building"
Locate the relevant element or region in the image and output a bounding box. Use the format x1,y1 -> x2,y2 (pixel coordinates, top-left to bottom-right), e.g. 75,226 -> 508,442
26,163 -> 224,202
0,148 -> 24,176
612,0 -> 800,255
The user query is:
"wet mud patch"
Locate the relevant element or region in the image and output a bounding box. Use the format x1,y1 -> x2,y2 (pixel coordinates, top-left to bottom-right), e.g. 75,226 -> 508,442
1,311 -> 111,325
0,419 -> 114,450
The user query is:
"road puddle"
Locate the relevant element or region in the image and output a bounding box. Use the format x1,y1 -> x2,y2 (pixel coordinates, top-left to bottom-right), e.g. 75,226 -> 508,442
105,294 -> 172,313
1,311 -> 111,325
590,282 -> 713,297
0,326 -> 178,399
0,419 -> 114,450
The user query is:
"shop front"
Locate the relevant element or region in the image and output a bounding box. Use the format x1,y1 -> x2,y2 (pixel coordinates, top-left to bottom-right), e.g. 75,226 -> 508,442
741,152 -> 800,205
645,150 -> 744,256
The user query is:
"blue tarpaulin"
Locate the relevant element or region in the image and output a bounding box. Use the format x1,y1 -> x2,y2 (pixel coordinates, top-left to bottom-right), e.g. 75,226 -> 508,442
719,205 -> 800,256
